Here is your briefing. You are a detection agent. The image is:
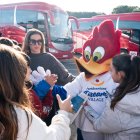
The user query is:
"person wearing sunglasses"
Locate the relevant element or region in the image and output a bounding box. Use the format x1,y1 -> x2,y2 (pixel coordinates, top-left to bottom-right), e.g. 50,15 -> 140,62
22,28 -> 75,125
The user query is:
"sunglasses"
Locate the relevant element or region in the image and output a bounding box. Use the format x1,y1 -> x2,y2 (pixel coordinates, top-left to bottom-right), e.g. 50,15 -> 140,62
29,39 -> 43,46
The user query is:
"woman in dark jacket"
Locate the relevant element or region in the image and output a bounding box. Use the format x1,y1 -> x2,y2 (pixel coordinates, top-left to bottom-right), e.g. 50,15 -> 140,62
22,28 -> 75,125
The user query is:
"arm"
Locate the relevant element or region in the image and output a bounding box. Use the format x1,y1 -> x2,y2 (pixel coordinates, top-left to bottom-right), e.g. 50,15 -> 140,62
33,74 -> 58,100
18,95 -> 72,140
52,85 -> 67,100
48,53 -> 75,85
19,110 -> 71,140
63,73 -> 83,97
42,111 -> 71,140
33,80 -> 51,100
42,94 -> 72,140
47,110 -> 71,140
52,73 -> 84,100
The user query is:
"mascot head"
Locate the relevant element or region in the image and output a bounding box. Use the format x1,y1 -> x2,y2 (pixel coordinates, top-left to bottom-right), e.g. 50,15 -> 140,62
75,19 -> 121,78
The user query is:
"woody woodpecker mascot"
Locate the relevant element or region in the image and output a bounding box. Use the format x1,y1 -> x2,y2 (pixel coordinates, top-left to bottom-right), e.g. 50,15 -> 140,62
62,19 -> 121,140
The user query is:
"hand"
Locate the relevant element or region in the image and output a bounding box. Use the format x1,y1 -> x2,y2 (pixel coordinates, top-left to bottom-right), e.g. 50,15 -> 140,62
30,66 -> 52,85
56,94 -> 73,113
45,74 -> 58,86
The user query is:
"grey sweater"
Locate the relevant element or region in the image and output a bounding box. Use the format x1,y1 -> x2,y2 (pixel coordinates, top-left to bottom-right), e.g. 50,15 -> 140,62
29,53 -> 75,86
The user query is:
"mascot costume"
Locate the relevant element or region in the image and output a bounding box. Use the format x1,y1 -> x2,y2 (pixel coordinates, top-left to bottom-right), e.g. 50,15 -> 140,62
30,19 -> 121,140
63,19 -> 121,140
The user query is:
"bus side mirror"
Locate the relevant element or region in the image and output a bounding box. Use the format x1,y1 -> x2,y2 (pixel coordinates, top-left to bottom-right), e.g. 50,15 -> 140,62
68,16 -> 79,29
47,12 -> 55,25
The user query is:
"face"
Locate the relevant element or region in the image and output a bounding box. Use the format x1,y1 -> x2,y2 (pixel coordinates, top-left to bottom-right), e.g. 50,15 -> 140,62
110,62 -> 124,83
25,66 -> 32,81
29,34 -> 42,54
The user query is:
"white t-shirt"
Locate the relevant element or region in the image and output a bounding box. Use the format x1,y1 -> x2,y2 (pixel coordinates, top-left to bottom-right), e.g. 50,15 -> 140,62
64,72 -> 118,132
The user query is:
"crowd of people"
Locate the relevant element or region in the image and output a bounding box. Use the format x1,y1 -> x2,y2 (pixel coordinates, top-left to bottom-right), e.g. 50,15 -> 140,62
0,28 -> 140,140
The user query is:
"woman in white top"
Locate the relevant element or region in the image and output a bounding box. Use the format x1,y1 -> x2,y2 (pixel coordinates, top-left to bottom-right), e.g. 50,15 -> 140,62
85,54 -> 140,140
0,45 -> 72,140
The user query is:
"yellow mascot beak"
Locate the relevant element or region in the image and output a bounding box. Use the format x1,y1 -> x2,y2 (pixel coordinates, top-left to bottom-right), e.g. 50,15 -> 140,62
74,56 -> 112,75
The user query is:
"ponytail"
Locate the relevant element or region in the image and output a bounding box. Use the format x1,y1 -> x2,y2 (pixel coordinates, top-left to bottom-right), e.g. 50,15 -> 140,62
111,54 -> 140,109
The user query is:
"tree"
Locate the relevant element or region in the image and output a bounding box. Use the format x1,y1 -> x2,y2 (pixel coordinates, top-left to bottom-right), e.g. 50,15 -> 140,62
112,5 -> 139,14
133,7 -> 140,12
67,11 -> 104,18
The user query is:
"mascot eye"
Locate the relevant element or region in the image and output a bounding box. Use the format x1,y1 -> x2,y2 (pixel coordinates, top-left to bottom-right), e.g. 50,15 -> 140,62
84,46 -> 91,62
92,46 -> 105,62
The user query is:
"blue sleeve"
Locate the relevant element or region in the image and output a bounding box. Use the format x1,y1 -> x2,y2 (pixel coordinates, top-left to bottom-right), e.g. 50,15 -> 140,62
33,80 -> 51,100
52,85 -> 67,100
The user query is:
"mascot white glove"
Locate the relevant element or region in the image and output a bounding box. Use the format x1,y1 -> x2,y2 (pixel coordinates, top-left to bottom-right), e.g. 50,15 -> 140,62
30,66 -> 51,85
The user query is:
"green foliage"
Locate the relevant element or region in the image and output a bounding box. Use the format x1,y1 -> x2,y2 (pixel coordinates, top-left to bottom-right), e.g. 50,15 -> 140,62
67,11 -> 105,18
112,5 -> 140,14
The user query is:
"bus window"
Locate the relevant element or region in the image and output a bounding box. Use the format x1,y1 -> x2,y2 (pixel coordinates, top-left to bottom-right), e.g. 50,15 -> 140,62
119,21 -> 140,30
79,21 -> 94,31
49,11 -> 72,42
37,13 -> 46,32
16,10 -> 46,33
131,29 -> 140,44
37,12 -> 48,47
16,10 -> 37,31
0,9 -> 14,25
91,20 -> 117,29
122,29 -> 131,36
78,20 -> 117,32
71,20 -> 77,31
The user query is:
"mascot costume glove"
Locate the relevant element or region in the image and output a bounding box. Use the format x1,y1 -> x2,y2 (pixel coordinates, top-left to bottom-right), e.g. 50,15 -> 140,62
30,66 -> 51,85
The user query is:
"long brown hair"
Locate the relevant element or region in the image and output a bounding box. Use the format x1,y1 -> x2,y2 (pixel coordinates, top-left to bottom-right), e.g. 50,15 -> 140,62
111,54 -> 140,109
22,28 -> 46,54
0,45 -> 32,140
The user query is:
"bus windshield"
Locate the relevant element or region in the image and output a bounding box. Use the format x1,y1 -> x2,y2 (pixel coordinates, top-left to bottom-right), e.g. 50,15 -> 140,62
0,9 -> 14,25
49,12 -> 73,44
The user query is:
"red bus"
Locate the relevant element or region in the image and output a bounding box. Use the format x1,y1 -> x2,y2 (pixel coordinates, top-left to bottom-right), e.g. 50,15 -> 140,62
0,2 -> 76,59
72,12 -> 140,56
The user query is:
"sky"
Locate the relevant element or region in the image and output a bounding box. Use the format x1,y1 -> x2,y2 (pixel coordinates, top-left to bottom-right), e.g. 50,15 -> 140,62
0,0 -> 140,14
